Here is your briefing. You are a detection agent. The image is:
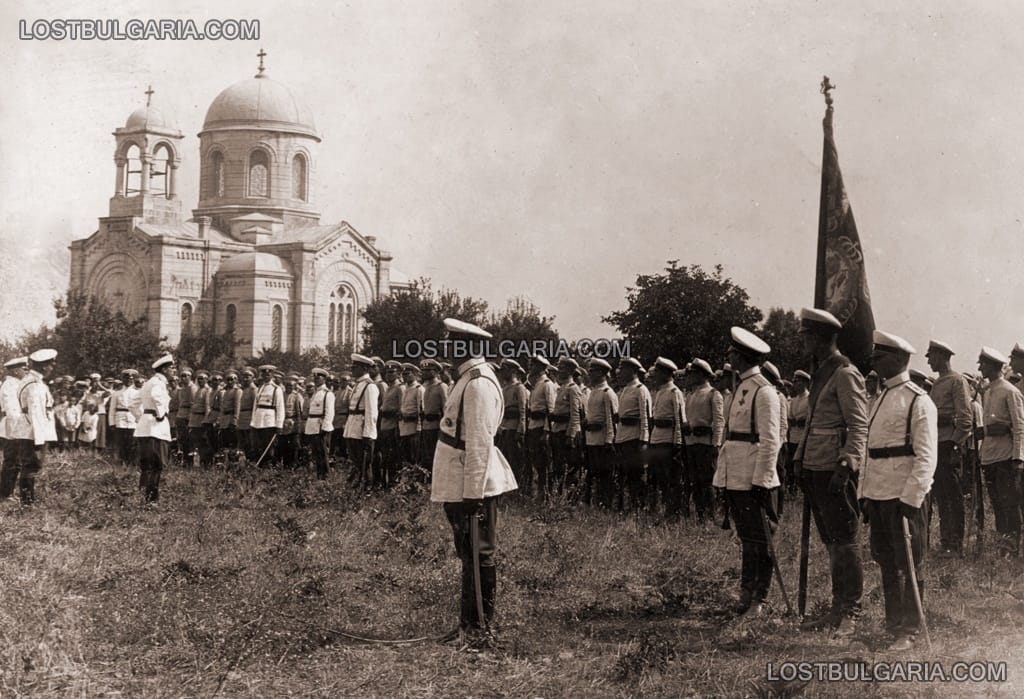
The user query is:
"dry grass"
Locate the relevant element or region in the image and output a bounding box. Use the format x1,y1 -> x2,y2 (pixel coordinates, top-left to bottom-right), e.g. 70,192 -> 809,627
0,453 -> 1021,697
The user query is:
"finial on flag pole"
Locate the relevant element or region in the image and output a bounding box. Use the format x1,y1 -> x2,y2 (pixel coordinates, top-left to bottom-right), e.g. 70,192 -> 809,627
820,76 -> 836,128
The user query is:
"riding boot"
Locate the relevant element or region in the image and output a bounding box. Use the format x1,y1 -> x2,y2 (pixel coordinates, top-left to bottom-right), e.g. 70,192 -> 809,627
0,469 -> 18,499
19,477 -> 35,505
480,565 -> 497,629
459,562 -> 477,629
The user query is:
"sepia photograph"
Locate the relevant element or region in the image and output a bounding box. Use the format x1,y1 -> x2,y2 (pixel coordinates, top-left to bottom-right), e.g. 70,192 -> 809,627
1,0 -> 1022,696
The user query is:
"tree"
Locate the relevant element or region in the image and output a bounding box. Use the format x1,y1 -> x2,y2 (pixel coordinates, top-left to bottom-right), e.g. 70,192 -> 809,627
176,325 -> 243,372
48,291 -> 165,378
603,262 -> 763,369
759,307 -> 806,380
360,278 -> 489,359
251,342 -> 354,377
483,296 -> 559,363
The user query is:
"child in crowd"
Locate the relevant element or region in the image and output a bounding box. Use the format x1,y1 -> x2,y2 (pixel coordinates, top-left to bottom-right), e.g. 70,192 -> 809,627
79,403 -> 100,451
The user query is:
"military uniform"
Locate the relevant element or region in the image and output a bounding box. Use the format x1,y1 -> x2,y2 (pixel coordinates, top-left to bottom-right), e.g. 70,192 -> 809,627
399,369 -> 424,471
549,363 -> 583,496
379,368 -> 405,485
923,341 -> 973,555
236,376 -> 257,460
332,379 -> 352,458
615,361 -> 651,511
281,382 -> 305,468
134,355 -> 174,503
793,309 -> 869,629
304,370 -> 335,480
174,374 -> 195,458
189,373 -> 213,467
497,360 -> 529,487
684,359 -> 725,521
978,347 -> 1024,555
525,360 -> 557,497
344,356 -> 381,490
648,357 -> 685,517
250,371 -> 284,466
713,330 -> 781,614
112,372 -> 140,465
421,362 -> 450,467
1,357 -> 28,481
861,357 -> 937,644
584,360 -> 618,508
786,374 -> 810,492
431,323 -> 517,634
218,377 -> 241,450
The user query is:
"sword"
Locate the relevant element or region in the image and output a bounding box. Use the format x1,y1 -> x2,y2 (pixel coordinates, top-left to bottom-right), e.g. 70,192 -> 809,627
470,509 -> 487,631
901,515 -> 932,650
254,433 -> 277,468
760,502 -> 793,615
798,496 -> 811,617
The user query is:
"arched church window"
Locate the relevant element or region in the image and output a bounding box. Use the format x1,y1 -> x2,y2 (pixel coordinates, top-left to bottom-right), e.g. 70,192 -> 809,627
181,303 -> 193,337
124,143 -> 142,195
209,151 -> 225,198
271,305 -> 283,351
329,286 -> 357,346
328,303 -> 336,345
225,303 -> 236,334
248,149 -> 270,198
151,143 -> 172,198
292,154 -> 307,201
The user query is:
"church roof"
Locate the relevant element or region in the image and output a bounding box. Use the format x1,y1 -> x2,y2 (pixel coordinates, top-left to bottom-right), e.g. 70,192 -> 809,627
202,74 -> 318,139
126,105 -> 172,131
217,252 -> 294,276
135,222 -> 244,247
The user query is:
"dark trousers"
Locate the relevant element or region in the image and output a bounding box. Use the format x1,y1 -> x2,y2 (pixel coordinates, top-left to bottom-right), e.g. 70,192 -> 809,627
279,432 -> 300,468
685,443 -> 717,521
310,432 -> 330,479
1,440 -> 43,503
727,489 -> 775,602
586,444 -> 615,508
378,428 -> 399,488
550,430 -> 572,495
647,444 -> 681,516
983,460 -> 1022,554
525,428 -> 550,497
174,418 -> 190,455
615,440 -> 645,511
347,438 -> 376,490
784,442 -> 800,492
931,441 -> 965,551
420,428 -> 439,467
802,469 -> 863,615
219,426 -> 237,451
138,437 -> 168,502
237,429 -> 255,461
867,499 -> 926,634
115,427 -> 136,465
205,423 -> 219,455
399,432 -> 420,466
496,429 -> 524,486
189,426 -> 211,467
444,498 -> 498,629
252,428 -> 277,466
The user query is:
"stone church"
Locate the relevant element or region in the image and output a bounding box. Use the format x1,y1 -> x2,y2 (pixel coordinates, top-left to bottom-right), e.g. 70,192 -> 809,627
68,53 -> 408,354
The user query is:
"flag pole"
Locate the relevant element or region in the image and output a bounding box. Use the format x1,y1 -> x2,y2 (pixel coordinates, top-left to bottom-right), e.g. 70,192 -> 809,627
814,76 -> 836,309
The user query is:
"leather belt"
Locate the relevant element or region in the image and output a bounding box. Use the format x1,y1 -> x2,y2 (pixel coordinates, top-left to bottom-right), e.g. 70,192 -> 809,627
308,413 -> 324,418
585,423 -> 605,432
116,408 -> 130,412
936,415 -> 954,427
726,430 -> 759,443
690,425 -> 712,437
620,417 -> 640,426
789,418 -> 807,428
349,409 -> 365,415
423,413 -> 441,421
256,404 -> 275,409
550,414 -> 569,424
381,410 -> 398,419
528,410 -> 547,419
503,407 -> 521,418
651,418 -> 674,429
439,431 -> 464,450
809,427 -> 845,436
869,445 -> 916,458
401,415 -> 419,423
986,423 -> 1011,437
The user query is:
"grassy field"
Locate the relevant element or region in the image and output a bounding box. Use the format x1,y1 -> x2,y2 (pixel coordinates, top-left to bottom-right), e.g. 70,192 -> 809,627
0,453 -> 1022,698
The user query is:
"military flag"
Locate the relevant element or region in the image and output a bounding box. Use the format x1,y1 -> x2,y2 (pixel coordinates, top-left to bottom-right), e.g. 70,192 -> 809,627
814,77 -> 875,372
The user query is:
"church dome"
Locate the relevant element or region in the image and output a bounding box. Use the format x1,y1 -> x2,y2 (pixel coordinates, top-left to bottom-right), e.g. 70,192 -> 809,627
202,75 -> 318,138
125,105 -> 172,131
218,252 -> 294,276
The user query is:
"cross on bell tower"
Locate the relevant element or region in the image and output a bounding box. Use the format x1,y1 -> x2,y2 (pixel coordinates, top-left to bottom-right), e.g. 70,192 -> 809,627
145,84 -> 154,107
256,48 -> 267,77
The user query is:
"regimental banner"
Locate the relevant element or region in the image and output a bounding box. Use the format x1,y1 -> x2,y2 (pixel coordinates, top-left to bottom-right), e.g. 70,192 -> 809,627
814,79 -> 875,373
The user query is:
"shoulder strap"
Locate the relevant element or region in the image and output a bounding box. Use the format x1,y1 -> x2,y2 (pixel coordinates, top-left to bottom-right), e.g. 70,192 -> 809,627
749,384 -> 763,436
904,393 -> 921,448
454,373 -> 502,444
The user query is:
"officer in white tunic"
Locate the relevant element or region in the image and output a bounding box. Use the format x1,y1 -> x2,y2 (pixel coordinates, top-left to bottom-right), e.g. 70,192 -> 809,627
134,354 -> 176,504
344,354 -> 380,490
432,318 -> 517,639
250,365 -> 285,466
860,331 -> 937,651
5,350 -> 58,504
713,328 -> 781,618
304,368 -> 336,480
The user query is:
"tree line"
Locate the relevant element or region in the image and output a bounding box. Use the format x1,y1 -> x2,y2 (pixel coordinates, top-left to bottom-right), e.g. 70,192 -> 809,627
0,265 -> 803,378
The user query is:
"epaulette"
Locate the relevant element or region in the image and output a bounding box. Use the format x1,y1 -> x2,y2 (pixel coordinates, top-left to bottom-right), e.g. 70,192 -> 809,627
905,381 -> 927,396
470,368 -> 482,379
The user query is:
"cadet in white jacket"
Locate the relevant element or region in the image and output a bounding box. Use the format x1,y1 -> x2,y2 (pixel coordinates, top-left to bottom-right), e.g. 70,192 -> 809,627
344,354 -> 380,490
1,356 -> 29,485
134,354 -> 176,504
431,319 -> 517,640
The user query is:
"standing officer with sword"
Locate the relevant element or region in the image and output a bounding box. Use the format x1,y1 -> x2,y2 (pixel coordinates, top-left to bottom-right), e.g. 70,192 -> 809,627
859,330 -> 937,651
431,318 -> 518,646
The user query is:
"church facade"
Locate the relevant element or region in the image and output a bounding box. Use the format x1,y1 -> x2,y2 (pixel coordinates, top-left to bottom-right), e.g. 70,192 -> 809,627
68,55 -> 407,354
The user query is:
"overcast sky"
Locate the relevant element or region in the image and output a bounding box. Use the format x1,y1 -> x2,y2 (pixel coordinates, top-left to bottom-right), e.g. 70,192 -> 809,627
2,0 -> 1022,373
